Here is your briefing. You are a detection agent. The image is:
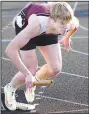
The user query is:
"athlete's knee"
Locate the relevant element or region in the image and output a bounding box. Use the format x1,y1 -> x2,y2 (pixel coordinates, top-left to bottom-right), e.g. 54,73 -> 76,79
50,65 -> 62,76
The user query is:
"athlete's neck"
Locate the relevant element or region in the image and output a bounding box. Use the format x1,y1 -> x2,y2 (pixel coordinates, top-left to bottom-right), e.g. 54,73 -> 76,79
45,18 -> 57,34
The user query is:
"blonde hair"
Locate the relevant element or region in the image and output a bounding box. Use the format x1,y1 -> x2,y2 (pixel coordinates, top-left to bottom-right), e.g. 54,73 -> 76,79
50,2 -> 74,24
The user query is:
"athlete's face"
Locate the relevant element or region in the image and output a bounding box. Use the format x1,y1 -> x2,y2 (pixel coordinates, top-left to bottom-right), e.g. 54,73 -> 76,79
51,19 -> 68,34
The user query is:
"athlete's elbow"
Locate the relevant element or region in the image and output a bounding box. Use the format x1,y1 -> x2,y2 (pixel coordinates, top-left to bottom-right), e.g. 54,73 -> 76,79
5,45 -> 16,58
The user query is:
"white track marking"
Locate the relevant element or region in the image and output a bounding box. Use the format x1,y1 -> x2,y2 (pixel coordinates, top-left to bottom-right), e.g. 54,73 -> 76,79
1,57 -> 88,79
61,72 -> 88,79
71,36 -> 88,39
61,47 -> 88,56
73,2 -> 78,12
2,39 -> 12,42
1,57 -> 11,61
73,2 -> 88,31
36,97 -> 41,100
1,22 -> 12,33
71,49 -> 88,56
49,108 -> 88,113
40,86 -> 47,88
39,91 -> 44,94
80,25 -> 89,31
36,94 -> 88,106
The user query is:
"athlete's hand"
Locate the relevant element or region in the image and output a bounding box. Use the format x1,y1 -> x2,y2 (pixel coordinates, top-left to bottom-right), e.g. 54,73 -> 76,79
59,38 -> 72,52
25,74 -> 34,90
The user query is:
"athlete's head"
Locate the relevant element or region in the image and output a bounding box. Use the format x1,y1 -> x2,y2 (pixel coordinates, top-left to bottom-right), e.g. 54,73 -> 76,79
50,2 -> 74,24
49,2 -> 74,34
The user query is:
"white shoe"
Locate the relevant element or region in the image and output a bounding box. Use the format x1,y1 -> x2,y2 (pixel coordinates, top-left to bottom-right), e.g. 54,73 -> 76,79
4,84 -> 16,111
25,86 -> 36,103
16,102 -> 35,110
25,77 -> 37,103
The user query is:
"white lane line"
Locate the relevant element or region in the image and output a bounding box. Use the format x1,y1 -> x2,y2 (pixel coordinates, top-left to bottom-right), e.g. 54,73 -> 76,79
36,97 -> 41,100
73,2 -> 88,32
1,39 -> 12,42
40,86 -> 47,88
73,2 -> 78,12
1,57 -> 11,61
1,57 -> 88,79
49,108 -> 88,113
80,25 -> 89,31
71,49 -> 88,56
72,36 -> 88,39
36,94 -> 88,107
61,72 -> 88,79
61,47 -> 88,56
2,14 -> 16,18
1,22 -> 12,33
39,92 -> 44,94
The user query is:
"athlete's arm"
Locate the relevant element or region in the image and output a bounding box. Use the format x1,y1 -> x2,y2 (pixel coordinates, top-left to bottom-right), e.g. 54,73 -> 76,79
5,14 -> 40,76
63,17 -> 79,40
59,17 -> 79,51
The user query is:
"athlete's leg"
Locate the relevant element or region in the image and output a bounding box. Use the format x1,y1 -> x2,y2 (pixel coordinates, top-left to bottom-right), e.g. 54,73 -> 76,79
36,43 -> 62,80
10,49 -> 38,88
4,49 -> 38,110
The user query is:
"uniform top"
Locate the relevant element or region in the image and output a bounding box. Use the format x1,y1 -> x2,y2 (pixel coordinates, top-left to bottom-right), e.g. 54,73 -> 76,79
23,3 -> 50,20
13,3 -> 51,35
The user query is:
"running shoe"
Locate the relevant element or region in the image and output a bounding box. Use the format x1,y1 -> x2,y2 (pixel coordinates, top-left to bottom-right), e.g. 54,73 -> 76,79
4,84 -> 16,111
25,77 -> 37,103
25,85 -> 36,103
16,102 -> 35,110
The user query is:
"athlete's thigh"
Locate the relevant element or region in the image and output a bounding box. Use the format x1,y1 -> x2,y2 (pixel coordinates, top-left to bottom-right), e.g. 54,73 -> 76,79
20,49 -> 38,75
38,43 -> 62,69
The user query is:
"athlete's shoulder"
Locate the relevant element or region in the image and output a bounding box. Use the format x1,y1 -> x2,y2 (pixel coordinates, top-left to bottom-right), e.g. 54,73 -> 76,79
28,14 -> 49,34
28,14 -> 41,30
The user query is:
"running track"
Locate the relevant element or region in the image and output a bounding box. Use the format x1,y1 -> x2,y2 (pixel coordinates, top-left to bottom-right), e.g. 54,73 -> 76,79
1,1 -> 89,114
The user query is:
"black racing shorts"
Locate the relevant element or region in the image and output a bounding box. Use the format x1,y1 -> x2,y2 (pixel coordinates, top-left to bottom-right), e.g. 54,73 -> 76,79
14,19 -> 58,51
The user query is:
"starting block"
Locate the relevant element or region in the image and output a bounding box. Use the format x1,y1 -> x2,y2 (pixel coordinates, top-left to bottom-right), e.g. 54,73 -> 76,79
1,80 -> 54,112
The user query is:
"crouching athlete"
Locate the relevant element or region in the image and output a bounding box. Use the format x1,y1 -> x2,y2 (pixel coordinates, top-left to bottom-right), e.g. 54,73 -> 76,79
4,2 -> 79,110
